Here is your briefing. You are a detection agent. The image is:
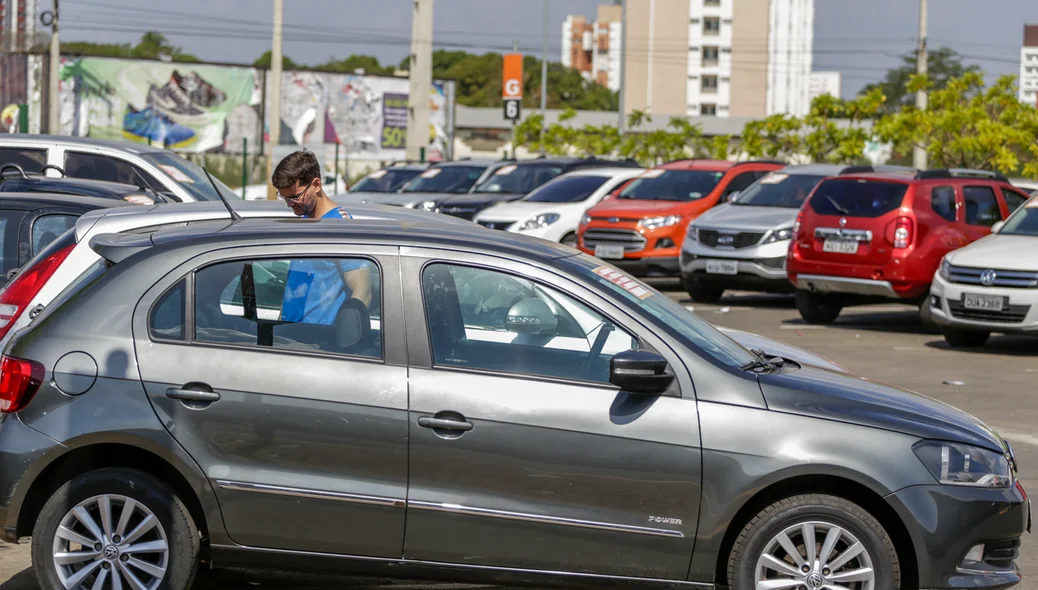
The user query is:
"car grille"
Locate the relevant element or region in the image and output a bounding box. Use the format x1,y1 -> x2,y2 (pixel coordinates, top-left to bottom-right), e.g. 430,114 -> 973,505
947,265 -> 1038,288
948,299 -> 1030,323
582,228 -> 647,252
698,229 -> 765,249
441,206 -> 480,220
477,220 -> 513,230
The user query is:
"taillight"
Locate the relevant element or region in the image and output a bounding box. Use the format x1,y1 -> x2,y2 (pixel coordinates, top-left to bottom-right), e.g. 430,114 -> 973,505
0,355 -> 45,413
893,216 -> 914,249
793,213 -> 804,240
0,243 -> 75,341
1017,480 -> 1028,502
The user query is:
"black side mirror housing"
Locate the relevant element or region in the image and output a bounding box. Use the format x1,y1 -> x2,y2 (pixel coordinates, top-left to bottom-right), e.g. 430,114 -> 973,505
610,350 -> 675,395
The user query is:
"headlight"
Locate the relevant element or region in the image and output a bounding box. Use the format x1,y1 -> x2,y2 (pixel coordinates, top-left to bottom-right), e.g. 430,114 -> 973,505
939,258 -> 951,280
581,214 -> 592,226
913,441 -> 1012,488
687,225 -> 699,241
403,202 -> 417,209
418,200 -> 440,213
640,215 -> 682,230
763,227 -> 793,244
518,213 -> 560,231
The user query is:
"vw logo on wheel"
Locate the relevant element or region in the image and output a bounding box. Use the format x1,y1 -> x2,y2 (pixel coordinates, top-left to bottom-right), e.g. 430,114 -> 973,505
980,269 -> 998,286
717,235 -> 735,245
102,545 -> 119,560
806,573 -> 825,589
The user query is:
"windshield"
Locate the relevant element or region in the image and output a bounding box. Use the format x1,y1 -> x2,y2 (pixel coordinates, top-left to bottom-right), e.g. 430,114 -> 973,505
568,255 -> 756,368
403,166 -> 485,194
350,169 -> 423,193
618,169 -> 724,201
999,200 -> 1038,236
142,153 -> 240,201
526,175 -> 610,203
474,164 -> 564,194
734,173 -> 825,208
809,178 -> 908,218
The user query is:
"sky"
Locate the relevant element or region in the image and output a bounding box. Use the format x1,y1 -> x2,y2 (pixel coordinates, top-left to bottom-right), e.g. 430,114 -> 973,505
51,0 -> 1038,99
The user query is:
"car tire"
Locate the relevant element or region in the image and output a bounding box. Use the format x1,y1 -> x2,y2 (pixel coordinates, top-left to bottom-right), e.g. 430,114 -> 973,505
560,232 -> 578,247
795,290 -> 841,324
941,327 -> 991,348
32,467 -> 200,590
727,494 -> 900,590
684,279 -> 724,303
918,299 -> 940,334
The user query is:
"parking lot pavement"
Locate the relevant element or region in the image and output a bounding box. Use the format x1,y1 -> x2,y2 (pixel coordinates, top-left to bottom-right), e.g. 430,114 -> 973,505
1,285 -> 1034,589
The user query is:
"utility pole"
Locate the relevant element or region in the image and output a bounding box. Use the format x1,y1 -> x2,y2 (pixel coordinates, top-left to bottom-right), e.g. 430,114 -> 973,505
617,0 -> 627,137
913,0 -> 927,170
265,0 -> 283,200
47,0 -> 59,134
406,0 -> 434,161
539,0 -> 548,154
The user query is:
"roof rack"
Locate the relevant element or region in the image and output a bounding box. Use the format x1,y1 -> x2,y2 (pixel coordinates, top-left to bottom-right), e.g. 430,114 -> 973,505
915,168 -> 1009,182
734,159 -> 787,167
386,160 -> 429,167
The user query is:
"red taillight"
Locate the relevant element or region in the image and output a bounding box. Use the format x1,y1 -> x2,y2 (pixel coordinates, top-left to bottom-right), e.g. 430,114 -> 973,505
893,216 -> 914,249
0,243 -> 75,341
0,355 -> 45,413
1017,480 -> 1028,502
793,213 -> 804,240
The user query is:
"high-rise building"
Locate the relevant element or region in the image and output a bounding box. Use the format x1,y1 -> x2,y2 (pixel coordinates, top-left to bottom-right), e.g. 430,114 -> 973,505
1020,25 -> 1038,106
808,71 -> 842,104
561,4 -> 623,92
594,0 -> 814,118
0,0 -> 37,52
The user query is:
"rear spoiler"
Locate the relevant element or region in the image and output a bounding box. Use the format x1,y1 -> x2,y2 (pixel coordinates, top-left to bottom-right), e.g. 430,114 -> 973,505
88,233 -> 155,265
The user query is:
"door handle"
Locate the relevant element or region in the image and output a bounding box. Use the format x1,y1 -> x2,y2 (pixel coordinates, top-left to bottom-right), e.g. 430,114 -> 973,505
165,388 -> 221,403
417,416 -> 473,432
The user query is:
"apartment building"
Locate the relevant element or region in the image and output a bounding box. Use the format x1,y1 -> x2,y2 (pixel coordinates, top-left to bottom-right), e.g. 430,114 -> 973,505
561,4 -> 623,92
1021,25 -> 1038,106
0,0 -> 37,52
808,71 -> 842,104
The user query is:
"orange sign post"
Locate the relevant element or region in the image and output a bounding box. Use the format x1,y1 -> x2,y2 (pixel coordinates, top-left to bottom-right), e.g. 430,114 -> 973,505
502,53 -> 523,120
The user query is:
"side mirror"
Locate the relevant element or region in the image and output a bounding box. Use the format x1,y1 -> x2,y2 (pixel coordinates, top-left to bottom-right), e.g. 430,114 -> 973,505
610,350 -> 675,395
505,298 -> 558,335
991,220 -> 1005,233
726,191 -> 741,203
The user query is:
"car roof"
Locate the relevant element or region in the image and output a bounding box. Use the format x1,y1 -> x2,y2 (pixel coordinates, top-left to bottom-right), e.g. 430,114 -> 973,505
0,192 -> 135,211
433,159 -> 509,168
776,164 -> 918,176
559,166 -> 647,177
0,134 -> 168,154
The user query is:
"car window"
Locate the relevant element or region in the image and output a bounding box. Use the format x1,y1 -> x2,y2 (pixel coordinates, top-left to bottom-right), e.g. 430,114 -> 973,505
31,215 -> 78,256
403,166 -> 485,194
618,169 -> 725,202
350,169 -> 423,193
809,179 -> 908,218
65,152 -> 139,185
732,173 -> 825,208
1001,187 -> 1029,215
422,263 -> 639,384
999,200 -> 1038,236
191,257 -> 382,358
963,186 -> 1001,227
525,175 -> 610,203
140,152 -> 240,201
0,210 -> 27,279
723,171 -> 761,198
473,164 -> 564,194
930,186 -> 957,222
151,279 -> 186,341
0,148 -> 46,174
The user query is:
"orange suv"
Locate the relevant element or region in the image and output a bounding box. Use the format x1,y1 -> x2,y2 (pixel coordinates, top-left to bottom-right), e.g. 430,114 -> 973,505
577,160 -> 784,276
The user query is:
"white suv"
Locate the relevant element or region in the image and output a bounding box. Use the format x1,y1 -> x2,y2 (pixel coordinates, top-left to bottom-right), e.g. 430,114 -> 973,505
930,192 -> 1038,347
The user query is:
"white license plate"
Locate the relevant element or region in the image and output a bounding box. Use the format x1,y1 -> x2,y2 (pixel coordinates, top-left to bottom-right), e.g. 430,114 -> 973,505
963,293 -> 1004,311
706,259 -> 738,275
822,239 -> 859,254
595,244 -> 626,259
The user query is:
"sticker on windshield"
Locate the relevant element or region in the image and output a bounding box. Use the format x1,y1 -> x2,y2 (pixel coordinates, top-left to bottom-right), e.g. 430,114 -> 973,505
419,168 -> 442,178
592,265 -> 653,300
494,165 -> 517,175
367,170 -> 388,179
640,169 -> 665,179
158,165 -> 194,183
759,173 -> 788,184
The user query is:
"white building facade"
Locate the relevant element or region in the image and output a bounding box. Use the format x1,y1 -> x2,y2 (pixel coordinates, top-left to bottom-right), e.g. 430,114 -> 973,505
687,0 -> 734,117
766,0 -> 814,117
808,71 -> 842,103
1020,25 -> 1038,106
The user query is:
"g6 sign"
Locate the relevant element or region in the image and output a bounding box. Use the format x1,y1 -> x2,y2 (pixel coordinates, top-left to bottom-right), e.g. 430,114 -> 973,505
504,79 -> 522,97
503,99 -> 521,121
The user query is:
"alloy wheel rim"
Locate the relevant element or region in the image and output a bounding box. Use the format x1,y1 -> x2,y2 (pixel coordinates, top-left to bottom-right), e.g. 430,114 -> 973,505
52,493 -> 169,590
754,520 -> 875,590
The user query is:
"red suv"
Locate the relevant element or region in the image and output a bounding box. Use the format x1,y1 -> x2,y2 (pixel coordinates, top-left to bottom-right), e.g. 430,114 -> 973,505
577,159 -> 783,276
787,169 -> 1031,324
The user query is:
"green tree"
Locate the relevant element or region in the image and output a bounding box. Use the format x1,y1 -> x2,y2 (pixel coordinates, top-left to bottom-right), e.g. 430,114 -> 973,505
874,72 -> 1038,176
253,50 -> 299,70
315,54 -> 393,75
861,47 -> 981,113
62,32 -> 199,62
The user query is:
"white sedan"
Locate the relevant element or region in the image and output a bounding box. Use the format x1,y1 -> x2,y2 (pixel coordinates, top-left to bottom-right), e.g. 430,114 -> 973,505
473,167 -> 645,246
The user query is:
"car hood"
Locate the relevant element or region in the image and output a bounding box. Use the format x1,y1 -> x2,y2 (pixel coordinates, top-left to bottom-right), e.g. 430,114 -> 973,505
716,327 -> 845,373
947,234 -> 1038,272
758,366 -> 1004,451
590,198 -> 690,216
695,203 -> 799,232
441,192 -> 525,207
477,200 -> 585,221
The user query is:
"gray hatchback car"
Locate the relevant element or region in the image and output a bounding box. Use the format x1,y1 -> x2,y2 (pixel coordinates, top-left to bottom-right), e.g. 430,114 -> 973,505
0,217 -> 1030,590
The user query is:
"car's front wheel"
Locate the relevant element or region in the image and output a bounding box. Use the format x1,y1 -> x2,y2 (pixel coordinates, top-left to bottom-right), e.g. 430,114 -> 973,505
942,327 -> 991,348
727,494 -> 900,590
683,277 -> 725,303
32,468 -> 200,590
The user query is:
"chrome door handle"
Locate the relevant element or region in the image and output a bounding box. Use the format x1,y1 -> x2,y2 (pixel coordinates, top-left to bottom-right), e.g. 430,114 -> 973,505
417,416 -> 473,432
165,388 -> 221,403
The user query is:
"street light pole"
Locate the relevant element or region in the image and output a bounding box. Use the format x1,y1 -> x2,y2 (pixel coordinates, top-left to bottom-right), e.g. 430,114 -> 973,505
617,0 -> 626,137
266,0 -> 284,200
406,0 -> 434,161
540,0 -> 548,154
913,0 -> 927,170
47,0 -> 60,133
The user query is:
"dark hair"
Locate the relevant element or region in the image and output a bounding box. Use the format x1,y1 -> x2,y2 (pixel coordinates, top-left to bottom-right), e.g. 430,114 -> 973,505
272,150 -> 321,189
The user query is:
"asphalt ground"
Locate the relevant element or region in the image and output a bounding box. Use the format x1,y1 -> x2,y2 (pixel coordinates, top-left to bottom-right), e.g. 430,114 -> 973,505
1,284 -> 1034,589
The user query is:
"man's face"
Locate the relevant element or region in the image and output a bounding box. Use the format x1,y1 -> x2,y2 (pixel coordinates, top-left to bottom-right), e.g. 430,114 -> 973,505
279,178 -> 319,217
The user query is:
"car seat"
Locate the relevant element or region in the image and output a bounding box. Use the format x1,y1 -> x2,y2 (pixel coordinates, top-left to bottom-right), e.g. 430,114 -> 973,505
421,265 -> 466,362
333,298 -> 377,357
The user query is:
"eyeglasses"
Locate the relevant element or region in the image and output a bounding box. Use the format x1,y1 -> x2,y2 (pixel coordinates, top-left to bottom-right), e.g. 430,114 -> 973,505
277,179 -> 317,202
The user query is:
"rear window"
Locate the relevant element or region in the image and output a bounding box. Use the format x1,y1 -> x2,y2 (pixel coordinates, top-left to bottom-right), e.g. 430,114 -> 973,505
402,166 -> 485,194
809,178 -> 909,218
526,175 -> 610,203
0,210 -> 27,280
350,169 -> 423,193
473,164 -> 564,194
0,148 -> 46,174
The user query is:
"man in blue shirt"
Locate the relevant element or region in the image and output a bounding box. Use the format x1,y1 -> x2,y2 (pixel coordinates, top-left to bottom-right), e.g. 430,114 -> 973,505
272,150 -> 372,325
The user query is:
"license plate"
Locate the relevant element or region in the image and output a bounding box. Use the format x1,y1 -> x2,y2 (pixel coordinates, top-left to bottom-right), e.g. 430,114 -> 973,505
963,293 -> 1004,311
595,244 -> 626,259
822,239 -> 859,254
706,259 -> 738,275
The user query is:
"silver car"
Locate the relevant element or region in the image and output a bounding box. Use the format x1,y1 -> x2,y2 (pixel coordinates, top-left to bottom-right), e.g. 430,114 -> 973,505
681,164 -> 913,302
338,160 -> 513,209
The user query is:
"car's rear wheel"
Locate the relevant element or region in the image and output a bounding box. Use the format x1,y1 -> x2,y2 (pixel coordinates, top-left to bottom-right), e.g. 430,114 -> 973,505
727,494 -> 900,590
684,277 -> 725,303
795,290 -> 842,324
560,232 -> 578,247
941,327 -> 991,348
32,468 -> 200,590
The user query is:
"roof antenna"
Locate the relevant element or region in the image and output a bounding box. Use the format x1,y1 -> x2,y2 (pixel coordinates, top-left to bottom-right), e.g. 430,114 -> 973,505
202,167 -> 243,222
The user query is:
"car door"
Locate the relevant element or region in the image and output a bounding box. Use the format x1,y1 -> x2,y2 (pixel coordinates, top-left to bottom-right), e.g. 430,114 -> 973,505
132,243 -> 409,556
961,185 -> 1003,242
400,249 -> 701,580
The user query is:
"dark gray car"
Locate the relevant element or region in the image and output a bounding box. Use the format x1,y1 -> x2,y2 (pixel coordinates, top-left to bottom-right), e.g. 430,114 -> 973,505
0,217 -> 1029,590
